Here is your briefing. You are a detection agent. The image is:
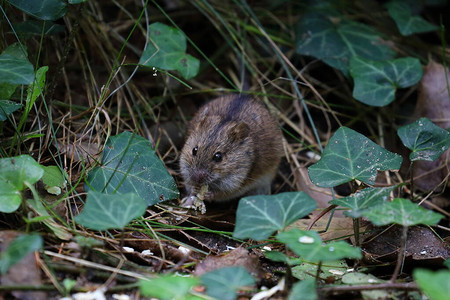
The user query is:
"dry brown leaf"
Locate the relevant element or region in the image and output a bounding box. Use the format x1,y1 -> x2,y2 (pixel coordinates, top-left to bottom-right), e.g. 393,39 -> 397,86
288,215 -> 359,242
361,225 -> 449,267
194,247 -> 263,279
412,60 -> 450,197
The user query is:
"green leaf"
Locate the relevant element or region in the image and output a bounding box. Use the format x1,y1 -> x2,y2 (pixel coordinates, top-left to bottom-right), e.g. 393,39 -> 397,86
8,0 -> 67,21
68,0 -> 88,4
0,82 -> 18,99
386,1 -> 438,36
14,20 -> 65,36
0,44 -> 34,85
397,117 -> 450,161
201,266 -> 255,300
139,275 -> 200,300
330,186 -> 395,218
295,12 -> 395,75
288,278 -> 317,300
139,22 -> 200,79
233,192 -> 316,241
42,166 -> 65,187
74,190 -> 147,230
342,272 -> 389,299
0,155 -> 44,213
0,100 -> 22,121
0,233 -> 42,274
292,260 -> 348,281
277,229 -> 362,262
86,132 -> 179,206
308,127 -> 402,188
414,269 -> 450,300
26,66 -> 48,113
362,198 -> 443,226
350,56 -> 423,106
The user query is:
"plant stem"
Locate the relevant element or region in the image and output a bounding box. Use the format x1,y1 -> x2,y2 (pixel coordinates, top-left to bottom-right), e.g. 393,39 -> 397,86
315,261 -> 322,284
390,225 -> 408,283
353,218 -> 360,247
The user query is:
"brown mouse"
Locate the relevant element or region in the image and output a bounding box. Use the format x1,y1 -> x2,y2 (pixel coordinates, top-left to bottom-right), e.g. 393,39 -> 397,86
180,94 -> 283,202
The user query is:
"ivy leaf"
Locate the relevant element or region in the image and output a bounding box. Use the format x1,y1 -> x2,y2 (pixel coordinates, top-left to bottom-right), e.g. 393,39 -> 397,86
26,66 -> 48,114
201,266 -> 255,300
74,191 -> 147,230
414,269 -> 450,300
397,117 -> 450,161
277,229 -> 362,262
0,155 -> 44,213
0,233 -> 42,274
139,22 -> 200,79
0,44 -> 34,85
330,186 -> 395,218
7,0 -> 67,21
288,278 -> 317,300
362,198 -> 443,226
13,20 -> 65,36
296,12 -> 395,75
86,132 -> 179,206
233,192 -> 316,241
139,275 -> 200,300
350,56 -> 423,106
386,1 -> 438,36
0,100 -> 22,121
308,127 -> 402,188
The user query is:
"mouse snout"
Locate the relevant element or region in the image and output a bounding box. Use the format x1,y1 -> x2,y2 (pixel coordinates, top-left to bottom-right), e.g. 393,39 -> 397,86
190,169 -> 210,183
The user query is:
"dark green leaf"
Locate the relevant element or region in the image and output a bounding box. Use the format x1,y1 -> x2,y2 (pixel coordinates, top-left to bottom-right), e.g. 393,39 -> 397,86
233,192 -> 316,241
0,155 -> 44,213
201,266 -> 255,300
308,127 -> 402,187
296,12 -> 395,75
414,269 -> 450,300
8,0 -> 67,21
330,186 -> 395,218
277,229 -> 362,262
386,1 -> 438,36
0,43 -> 34,85
139,275 -> 200,300
350,56 -> 423,106
13,20 -> 65,36
74,190 -> 147,230
288,278 -> 317,300
0,233 -> 42,274
0,82 -> 18,99
362,198 -> 443,226
139,22 -> 199,79
0,100 -> 22,121
86,132 -> 179,206
397,117 -> 450,161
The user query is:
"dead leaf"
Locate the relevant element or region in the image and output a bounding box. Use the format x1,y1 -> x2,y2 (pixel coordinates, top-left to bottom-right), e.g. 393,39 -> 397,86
0,231 -> 47,300
194,247 -> 263,279
413,60 -> 450,197
361,225 -> 449,266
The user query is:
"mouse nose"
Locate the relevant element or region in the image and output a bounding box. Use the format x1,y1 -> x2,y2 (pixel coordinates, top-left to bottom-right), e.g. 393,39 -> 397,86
191,169 -> 209,183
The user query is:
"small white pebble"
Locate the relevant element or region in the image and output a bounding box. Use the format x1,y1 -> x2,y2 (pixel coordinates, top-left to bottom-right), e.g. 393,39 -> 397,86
141,249 -> 153,256
262,246 -> 272,252
346,268 -> 355,272
298,236 -> 315,244
306,151 -> 321,161
368,279 -> 376,283
178,246 -> 191,255
122,247 -> 134,253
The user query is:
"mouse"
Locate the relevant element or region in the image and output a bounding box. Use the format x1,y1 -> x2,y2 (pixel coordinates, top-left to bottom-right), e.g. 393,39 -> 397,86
179,94 -> 283,203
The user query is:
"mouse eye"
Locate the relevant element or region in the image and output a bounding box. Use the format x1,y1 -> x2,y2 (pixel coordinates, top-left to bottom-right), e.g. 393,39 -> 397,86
192,147 -> 198,156
212,152 -> 223,162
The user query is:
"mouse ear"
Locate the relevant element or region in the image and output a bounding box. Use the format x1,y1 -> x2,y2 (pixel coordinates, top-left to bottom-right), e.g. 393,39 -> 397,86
229,122 -> 250,142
